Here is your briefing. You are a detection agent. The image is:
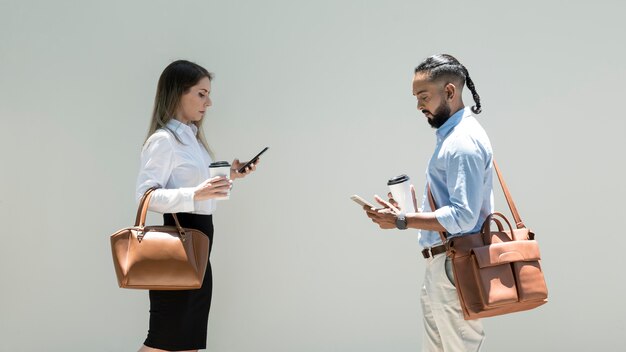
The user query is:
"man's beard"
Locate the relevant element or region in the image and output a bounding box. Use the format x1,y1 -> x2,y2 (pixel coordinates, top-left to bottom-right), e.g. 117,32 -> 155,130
424,102 -> 451,129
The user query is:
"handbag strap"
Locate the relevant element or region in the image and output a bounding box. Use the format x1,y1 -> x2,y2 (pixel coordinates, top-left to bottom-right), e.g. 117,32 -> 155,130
134,187 -> 185,232
427,159 -> 526,239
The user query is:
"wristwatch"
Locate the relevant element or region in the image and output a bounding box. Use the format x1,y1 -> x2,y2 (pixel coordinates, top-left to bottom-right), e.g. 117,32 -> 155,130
395,214 -> 408,230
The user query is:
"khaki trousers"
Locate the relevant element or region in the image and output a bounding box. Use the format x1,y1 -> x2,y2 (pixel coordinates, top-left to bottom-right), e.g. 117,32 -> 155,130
420,253 -> 485,351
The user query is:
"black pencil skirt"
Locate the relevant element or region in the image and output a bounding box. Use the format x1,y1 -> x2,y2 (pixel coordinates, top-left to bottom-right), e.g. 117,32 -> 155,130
144,213 -> 214,351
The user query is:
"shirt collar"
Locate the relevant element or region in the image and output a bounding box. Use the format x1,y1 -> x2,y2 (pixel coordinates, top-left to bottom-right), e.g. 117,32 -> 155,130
435,106 -> 471,139
166,119 -> 198,136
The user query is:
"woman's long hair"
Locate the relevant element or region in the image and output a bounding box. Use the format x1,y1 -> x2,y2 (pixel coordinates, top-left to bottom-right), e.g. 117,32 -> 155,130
145,59 -> 215,158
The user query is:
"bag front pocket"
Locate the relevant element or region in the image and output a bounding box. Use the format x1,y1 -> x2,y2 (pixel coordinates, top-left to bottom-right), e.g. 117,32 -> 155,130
471,256 -> 518,307
471,240 -> 543,308
513,261 -> 548,302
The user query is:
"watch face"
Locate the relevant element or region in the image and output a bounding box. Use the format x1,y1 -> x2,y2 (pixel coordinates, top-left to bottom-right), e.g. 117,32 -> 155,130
396,215 -> 407,230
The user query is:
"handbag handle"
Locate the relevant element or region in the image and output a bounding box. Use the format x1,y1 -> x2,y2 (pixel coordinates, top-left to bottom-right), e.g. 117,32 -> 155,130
427,159 -> 525,243
481,212 -> 514,243
135,187 -> 156,227
134,187 -> 185,235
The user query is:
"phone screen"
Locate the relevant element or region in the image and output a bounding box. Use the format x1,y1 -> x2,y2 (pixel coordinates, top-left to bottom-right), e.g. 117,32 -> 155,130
350,195 -> 374,208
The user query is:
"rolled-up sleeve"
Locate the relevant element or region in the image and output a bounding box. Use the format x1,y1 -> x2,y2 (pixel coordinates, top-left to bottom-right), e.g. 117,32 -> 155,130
434,145 -> 486,235
135,134 -> 196,214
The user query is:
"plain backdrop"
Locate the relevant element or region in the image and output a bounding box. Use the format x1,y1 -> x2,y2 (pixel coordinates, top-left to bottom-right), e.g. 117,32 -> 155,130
1,0 -> 625,351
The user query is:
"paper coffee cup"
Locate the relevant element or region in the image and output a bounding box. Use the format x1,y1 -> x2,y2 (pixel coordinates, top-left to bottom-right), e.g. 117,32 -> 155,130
209,161 -> 231,200
387,174 -> 415,215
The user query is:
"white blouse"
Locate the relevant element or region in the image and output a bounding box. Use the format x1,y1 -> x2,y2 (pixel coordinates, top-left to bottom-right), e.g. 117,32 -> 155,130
135,119 -> 216,215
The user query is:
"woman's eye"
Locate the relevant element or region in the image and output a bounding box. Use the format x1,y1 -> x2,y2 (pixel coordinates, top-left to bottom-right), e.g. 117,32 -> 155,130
199,93 -> 205,98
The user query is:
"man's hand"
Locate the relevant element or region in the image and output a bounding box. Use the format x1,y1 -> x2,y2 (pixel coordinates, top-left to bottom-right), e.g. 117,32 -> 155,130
364,195 -> 400,230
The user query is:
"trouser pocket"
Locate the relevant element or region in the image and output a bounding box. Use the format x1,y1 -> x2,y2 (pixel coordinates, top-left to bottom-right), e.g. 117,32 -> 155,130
444,257 -> 456,287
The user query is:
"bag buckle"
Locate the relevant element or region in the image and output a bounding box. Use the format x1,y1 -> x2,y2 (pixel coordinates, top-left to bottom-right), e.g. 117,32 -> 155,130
137,228 -> 146,243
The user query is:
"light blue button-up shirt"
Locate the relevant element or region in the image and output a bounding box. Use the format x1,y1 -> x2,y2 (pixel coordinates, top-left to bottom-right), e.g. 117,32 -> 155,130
418,107 -> 494,248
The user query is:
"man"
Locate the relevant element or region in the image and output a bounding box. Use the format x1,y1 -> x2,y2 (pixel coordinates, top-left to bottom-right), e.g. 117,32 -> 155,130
364,54 -> 493,351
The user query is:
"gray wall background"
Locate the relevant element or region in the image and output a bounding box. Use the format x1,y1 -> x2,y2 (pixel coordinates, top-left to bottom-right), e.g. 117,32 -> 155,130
1,0 -> 624,351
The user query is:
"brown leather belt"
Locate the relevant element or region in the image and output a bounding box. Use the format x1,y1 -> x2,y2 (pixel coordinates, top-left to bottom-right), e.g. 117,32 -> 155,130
421,244 -> 447,259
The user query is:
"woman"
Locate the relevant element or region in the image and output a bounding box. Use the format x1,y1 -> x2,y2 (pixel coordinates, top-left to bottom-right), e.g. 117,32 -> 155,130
135,60 -> 257,352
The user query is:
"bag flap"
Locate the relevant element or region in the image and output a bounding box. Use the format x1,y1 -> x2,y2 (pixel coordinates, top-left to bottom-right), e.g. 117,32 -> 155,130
472,240 -> 541,268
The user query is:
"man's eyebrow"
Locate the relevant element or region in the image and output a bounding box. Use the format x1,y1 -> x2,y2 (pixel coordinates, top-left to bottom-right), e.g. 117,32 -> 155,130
414,89 -> 428,96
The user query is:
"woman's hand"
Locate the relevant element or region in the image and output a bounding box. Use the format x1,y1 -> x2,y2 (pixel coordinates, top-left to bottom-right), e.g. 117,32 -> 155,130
193,176 -> 232,200
230,158 -> 259,180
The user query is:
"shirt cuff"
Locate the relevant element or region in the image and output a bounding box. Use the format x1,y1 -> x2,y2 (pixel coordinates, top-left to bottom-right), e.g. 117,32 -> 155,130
434,206 -> 462,234
180,187 -> 196,212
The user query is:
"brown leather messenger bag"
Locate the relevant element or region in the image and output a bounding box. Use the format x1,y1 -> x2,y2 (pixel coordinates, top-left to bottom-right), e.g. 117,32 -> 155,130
428,160 -> 548,320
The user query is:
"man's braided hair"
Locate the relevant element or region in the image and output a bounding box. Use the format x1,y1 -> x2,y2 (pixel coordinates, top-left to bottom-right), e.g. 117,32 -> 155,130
415,54 -> 482,114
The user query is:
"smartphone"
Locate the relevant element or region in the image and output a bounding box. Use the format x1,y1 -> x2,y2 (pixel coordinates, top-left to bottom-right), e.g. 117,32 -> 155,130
237,147 -> 269,173
350,195 -> 375,209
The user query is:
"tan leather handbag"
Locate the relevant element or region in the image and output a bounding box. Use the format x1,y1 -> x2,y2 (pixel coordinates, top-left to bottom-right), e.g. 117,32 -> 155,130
110,188 -> 210,290
429,161 -> 548,320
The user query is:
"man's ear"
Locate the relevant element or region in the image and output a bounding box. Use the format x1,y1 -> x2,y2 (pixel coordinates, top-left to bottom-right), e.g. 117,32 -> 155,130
444,82 -> 457,101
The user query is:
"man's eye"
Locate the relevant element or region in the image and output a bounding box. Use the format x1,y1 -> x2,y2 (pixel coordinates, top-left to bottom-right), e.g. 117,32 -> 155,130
199,93 -> 205,98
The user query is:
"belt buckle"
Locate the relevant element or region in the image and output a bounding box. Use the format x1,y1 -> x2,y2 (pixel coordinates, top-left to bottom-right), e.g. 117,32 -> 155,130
422,244 -> 448,259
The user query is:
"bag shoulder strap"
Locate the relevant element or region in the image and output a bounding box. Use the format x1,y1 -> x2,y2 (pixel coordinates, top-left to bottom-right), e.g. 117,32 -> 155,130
427,184 -> 448,244
492,160 -> 525,229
